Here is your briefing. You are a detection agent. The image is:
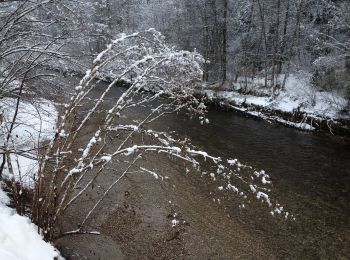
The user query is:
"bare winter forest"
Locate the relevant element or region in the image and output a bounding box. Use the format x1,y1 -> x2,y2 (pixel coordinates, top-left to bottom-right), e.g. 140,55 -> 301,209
0,1 -> 349,259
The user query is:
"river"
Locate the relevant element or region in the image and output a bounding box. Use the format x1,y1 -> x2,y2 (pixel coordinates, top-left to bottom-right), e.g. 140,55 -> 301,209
57,82 -> 350,259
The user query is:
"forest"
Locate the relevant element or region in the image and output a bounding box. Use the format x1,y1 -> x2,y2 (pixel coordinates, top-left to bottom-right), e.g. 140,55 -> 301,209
0,1 -> 349,259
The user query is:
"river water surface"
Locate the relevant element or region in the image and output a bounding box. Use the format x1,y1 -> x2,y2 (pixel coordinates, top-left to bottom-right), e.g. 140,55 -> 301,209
57,82 -> 350,259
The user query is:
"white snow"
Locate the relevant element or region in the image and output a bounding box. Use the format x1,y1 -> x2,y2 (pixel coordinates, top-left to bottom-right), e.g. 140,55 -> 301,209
171,218 -> 179,227
101,155 -> 112,162
0,187 -> 10,205
170,146 -> 181,154
82,136 -> 98,158
108,125 -> 139,132
140,167 -> 160,180
124,145 -> 137,156
227,184 -> 239,193
261,176 -> 271,185
256,192 -> 272,207
204,72 -> 349,129
249,185 -> 257,193
171,213 -> 179,227
0,185 -> 62,260
186,148 -> 220,163
0,98 -> 58,187
227,159 -> 238,166
0,98 -> 63,258
254,170 -> 271,185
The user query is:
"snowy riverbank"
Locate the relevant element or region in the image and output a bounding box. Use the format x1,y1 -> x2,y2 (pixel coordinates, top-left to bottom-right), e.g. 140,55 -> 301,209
202,73 -> 350,134
0,185 -> 62,260
0,98 -> 61,259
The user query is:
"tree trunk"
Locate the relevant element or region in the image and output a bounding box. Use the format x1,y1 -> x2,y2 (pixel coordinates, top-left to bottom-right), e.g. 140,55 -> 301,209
282,0 -> 304,90
278,0 -> 290,74
272,0 -> 281,96
257,0 -> 268,88
221,0 -> 228,83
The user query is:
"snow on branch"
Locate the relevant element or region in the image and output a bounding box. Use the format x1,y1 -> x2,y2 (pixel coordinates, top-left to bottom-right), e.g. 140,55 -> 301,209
22,29 -> 292,242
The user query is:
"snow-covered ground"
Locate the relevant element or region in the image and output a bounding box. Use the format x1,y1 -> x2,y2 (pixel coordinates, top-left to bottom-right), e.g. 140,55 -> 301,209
204,72 -> 349,131
0,185 -> 62,260
0,98 -> 61,259
0,98 -> 57,187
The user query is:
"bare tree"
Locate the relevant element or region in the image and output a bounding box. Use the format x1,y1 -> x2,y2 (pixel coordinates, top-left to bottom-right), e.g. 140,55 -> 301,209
1,0 -> 298,246
12,29 -> 283,241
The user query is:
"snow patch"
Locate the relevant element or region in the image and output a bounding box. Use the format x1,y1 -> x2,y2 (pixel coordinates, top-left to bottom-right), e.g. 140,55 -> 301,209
101,155 -> 112,162
0,185 -> 62,260
0,98 -> 58,187
204,72 -> 349,130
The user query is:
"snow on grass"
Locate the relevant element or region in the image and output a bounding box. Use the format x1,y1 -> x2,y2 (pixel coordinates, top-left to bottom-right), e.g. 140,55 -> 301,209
0,98 -> 58,187
0,185 -> 62,260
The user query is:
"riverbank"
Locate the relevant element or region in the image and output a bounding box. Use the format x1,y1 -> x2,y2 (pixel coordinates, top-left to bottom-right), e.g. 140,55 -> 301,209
46,65 -> 350,135
4,72 -> 345,259
0,97 -> 61,259
198,73 -> 350,136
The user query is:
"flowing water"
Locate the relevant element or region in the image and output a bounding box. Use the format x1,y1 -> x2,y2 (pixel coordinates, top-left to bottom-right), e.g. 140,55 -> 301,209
159,108 -> 350,220
58,82 -> 350,258
144,104 -> 350,258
